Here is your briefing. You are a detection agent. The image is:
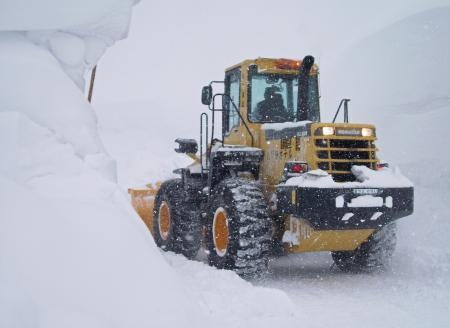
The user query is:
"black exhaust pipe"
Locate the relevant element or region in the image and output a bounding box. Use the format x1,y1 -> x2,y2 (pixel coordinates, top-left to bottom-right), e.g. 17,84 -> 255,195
296,55 -> 315,121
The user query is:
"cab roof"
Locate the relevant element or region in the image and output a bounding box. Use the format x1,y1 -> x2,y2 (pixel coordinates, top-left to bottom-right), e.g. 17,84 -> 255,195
225,57 -> 319,75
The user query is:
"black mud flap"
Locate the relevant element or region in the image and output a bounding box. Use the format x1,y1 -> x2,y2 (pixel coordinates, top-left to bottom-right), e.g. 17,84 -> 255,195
277,186 -> 414,230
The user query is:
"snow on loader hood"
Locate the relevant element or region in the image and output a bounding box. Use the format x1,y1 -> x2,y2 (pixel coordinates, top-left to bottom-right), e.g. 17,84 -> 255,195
283,165 -> 413,188
261,120 -> 311,131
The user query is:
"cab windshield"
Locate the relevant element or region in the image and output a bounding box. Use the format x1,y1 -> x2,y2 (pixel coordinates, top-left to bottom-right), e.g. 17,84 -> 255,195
248,68 -> 319,123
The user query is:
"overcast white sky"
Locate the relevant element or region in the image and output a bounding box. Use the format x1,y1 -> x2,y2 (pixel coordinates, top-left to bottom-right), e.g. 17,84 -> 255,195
92,0 -> 449,143
95,0 -> 448,102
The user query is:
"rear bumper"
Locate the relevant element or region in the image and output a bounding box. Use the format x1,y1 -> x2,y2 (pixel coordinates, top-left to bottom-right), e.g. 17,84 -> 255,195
277,186 -> 414,230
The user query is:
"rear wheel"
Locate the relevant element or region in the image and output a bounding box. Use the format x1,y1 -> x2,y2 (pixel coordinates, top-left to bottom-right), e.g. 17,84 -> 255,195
207,178 -> 272,278
332,222 -> 397,272
153,179 -> 202,259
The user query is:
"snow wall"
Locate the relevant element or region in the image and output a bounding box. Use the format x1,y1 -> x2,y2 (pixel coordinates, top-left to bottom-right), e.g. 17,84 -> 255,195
0,1 -> 297,327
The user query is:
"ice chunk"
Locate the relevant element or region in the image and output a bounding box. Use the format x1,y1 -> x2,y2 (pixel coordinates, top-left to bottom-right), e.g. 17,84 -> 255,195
284,166 -> 413,188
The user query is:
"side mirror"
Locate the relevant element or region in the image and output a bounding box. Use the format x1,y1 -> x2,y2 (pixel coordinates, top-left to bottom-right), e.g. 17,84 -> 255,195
201,85 -> 212,105
175,138 -> 198,154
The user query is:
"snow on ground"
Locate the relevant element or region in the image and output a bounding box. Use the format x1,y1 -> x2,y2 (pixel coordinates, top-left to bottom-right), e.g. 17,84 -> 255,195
97,93 -> 450,328
95,4 -> 450,328
0,27 -> 197,328
164,253 -> 297,328
0,91 -> 198,327
2,0 -> 450,327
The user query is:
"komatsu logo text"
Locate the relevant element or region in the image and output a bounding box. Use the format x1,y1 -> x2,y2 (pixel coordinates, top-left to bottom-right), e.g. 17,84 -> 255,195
353,188 -> 379,195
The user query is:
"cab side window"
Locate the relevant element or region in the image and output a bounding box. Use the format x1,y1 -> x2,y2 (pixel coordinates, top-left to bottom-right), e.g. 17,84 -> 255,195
224,69 -> 241,134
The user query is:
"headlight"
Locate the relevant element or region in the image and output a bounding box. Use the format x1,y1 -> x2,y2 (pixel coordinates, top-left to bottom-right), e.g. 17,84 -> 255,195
361,128 -> 373,137
322,126 -> 335,136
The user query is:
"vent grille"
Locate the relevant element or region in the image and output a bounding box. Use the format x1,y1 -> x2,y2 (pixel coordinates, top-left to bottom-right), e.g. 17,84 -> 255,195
281,138 -> 292,150
314,138 -> 377,182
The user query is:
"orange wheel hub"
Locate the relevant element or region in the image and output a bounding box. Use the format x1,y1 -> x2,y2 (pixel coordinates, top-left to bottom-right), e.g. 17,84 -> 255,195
213,207 -> 229,257
158,201 -> 171,240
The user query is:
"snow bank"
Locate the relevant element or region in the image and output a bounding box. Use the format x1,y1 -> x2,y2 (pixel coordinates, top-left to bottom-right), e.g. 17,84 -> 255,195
0,3 -> 300,327
0,110 -> 297,328
0,111 -> 203,327
0,0 -> 139,175
164,253 -> 298,328
0,11 -> 201,322
0,33 -> 115,180
0,0 -> 137,86
284,166 -> 413,188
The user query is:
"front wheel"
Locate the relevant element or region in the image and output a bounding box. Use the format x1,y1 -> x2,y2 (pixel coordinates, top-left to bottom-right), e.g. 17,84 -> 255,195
206,178 -> 272,278
332,222 -> 397,272
152,179 -> 202,259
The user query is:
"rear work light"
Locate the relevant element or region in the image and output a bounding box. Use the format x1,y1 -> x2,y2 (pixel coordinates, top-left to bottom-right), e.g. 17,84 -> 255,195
376,162 -> 389,170
283,162 -> 309,180
291,163 -> 307,173
275,59 -> 301,70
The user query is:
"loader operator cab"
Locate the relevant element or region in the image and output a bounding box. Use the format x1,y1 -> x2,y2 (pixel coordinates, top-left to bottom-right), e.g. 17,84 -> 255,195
248,62 -> 320,124
201,57 -> 321,146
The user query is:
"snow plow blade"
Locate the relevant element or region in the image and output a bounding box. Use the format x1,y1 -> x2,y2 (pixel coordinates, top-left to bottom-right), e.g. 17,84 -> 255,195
277,186 -> 414,230
128,183 -> 160,233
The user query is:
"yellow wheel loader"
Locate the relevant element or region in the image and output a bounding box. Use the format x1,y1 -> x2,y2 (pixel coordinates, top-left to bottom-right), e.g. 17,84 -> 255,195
129,56 -> 414,278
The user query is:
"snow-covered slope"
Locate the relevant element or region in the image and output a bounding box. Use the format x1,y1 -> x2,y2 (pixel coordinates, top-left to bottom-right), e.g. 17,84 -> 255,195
0,109 -> 296,328
0,3 -> 299,328
0,33 -> 115,179
0,112 -> 200,327
0,31 -> 197,327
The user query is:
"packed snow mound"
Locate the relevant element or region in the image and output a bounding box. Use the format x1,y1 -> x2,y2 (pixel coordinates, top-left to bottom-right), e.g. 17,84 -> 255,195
0,33 -> 116,180
284,166 -> 412,188
0,5 -> 300,327
0,111 -> 204,328
0,112 -> 299,327
164,253 -> 298,328
1,0 -> 138,90
0,111 -> 297,327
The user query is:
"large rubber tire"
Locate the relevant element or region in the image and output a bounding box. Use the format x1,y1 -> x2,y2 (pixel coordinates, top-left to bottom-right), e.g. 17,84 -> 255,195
332,222 -> 397,273
153,179 -> 202,259
207,178 -> 272,278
